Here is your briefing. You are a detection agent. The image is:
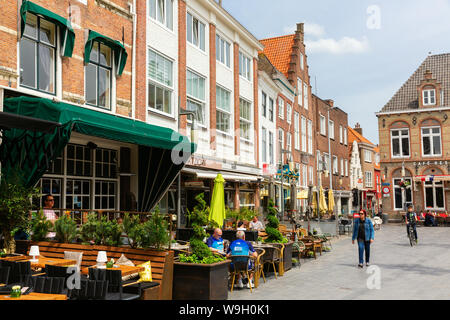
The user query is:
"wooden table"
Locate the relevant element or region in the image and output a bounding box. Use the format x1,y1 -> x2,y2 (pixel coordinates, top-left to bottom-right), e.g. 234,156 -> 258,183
0,255 -> 27,262
0,292 -> 67,300
27,257 -> 77,269
81,265 -> 145,277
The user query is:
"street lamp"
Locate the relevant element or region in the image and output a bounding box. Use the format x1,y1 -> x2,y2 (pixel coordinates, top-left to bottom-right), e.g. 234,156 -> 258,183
279,146 -> 292,222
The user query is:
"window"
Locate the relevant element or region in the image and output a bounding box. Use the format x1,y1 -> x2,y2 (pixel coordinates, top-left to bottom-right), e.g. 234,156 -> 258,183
95,148 -> 118,179
269,131 -> 274,165
340,158 -> 344,176
320,114 -> 326,135
20,14 -> 56,94
301,116 -> 306,152
261,92 -> 267,118
323,153 -> 330,171
67,144 -> 93,177
186,69 -> 206,124
302,165 -> 307,187
216,34 -> 231,67
239,52 -> 251,80
149,0 -> 173,30
423,89 -> 436,106
240,98 -> 252,140
187,12 -> 205,51
278,98 -> 284,119
365,171 -> 373,188
286,132 -> 292,153
262,127 -> 267,163
216,86 -> 231,133
391,129 -> 410,157
269,98 -> 274,122
393,178 -> 412,210
317,150 -> 321,170
303,83 -> 309,110
148,49 -> 173,115
333,156 -> 338,175
339,125 -> 343,144
329,120 -> 335,140
309,166 -> 314,185
86,42 -> 112,110
364,150 -> 372,163
307,119 -> 313,154
278,128 -> 284,164
345,159 -> 348,177
424,181 -> 445,210
286,103 -> 292,124
422,126 -> 442,156
297,78 -> 303,107
38,178 -> 62,208
294,112 -> 300,150
344,127 -> 348,145
299,52 -> 304,70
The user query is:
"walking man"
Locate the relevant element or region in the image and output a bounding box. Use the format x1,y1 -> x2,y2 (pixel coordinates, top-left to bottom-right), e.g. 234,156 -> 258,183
352,210 -> 375,268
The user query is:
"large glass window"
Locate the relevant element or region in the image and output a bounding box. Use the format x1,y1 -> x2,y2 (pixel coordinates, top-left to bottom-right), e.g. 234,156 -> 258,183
216,34 -> 231,67
239,52 -> 251,81
423,89 -> 436,106
286,103 -> 292,124
329,120 -> 335,140
268,98 -> 274,122
269,131 -> 274,165
278,128 -> 284,164
307,119 -> 313,154
278,98 -> 284,119
365,172 -> 372,188
261,92 -> 267,118
187,12 -> 205,51
304,82 -> 309,110
422,126 -> 441,156
301,116 -> 306,152
148,49 -> 173,115
216,86 -> 231,133
424,181 -> 445,210
149,0 -> 173,30
86,42 -> 112,110
67,144 -> 92,177
294,112 -> 300,150
239,98 -> 252,140
66,179 -> 91,210
262,127 -> 267,163
20,14 -> 55,94
95,148 -> 118,179
186,69 -> 206,124
95,181 -> 117,210
38,178 -> 62,208
320,114 -> 326,135
393,178 -> 412,210
391,129 -> 410,158
297,78 -> 303,107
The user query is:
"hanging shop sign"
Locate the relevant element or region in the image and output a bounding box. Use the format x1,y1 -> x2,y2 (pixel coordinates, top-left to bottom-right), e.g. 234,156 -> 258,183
413,161 -> 449,167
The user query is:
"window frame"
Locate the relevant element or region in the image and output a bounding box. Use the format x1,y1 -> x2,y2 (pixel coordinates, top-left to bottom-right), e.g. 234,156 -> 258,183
216,85 -> 232,134
286,103 -> 292,124
186,68 -> 206,126
423,89 -> 436,106
329,120 -> 335,140
390,128 -> 411,158
261,126 -> 267,163
216,33 -> 231,68
148,0 -> 174,31
147,48 -> 174,116
364,150 -> 372,163
239,51 -> 251,81
319,114 -> 326,136
186,11 -> 206,51
278,97 -> 284,119
301,116 -> 306,153
421,126 -> 442,157
423,180 -> 445,210
294,112 -> 300,150
307,119 -> 313,154
239,97 -> 252,142
303,82 -> 309,110
393,178 -> 413,211
365,171 -> 373,188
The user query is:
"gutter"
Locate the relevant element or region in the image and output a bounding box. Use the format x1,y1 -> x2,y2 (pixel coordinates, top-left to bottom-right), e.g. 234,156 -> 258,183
375,106 -> 450,116
273,78 -> 295,96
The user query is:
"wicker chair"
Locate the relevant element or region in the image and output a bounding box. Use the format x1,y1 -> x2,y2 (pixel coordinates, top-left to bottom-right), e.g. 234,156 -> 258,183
253,248 -> 265,287
229,255 -> 254,293
271,243 -> 285,276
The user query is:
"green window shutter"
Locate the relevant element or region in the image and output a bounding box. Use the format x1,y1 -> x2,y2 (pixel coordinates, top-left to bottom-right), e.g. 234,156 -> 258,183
84,30 -> 128,76
20,0 -> 75,57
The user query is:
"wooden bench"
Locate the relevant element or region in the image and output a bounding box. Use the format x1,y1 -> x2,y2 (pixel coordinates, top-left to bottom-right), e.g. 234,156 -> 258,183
27,241 -> 173,300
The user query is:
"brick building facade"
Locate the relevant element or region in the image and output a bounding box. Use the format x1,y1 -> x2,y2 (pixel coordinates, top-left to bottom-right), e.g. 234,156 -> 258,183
377,54 -> 450,219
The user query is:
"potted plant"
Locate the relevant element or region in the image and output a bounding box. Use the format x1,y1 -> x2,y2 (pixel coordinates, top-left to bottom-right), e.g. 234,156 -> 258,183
172,193 -> 230,300
0,175 -> 39,254
54,215 -> 78,243
264,199 -> 292,273
30,209 -> 53,242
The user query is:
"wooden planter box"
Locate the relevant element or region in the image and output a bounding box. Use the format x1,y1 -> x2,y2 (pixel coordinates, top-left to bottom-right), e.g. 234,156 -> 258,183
172,260 -> 230,300
27,241 -> 174,300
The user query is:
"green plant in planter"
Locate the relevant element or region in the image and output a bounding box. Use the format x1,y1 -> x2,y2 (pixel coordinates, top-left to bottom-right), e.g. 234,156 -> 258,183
307,251 -> 315,258
264,198 -> 288,244
54,215 -> 78,243
31,209 -> 53,242
144,206 -> 170,251
0,174 -> 39,253
80,213 -> 98,244
122,213 -> 146,249
94,216 -> 123,247
186,193 -> 225,263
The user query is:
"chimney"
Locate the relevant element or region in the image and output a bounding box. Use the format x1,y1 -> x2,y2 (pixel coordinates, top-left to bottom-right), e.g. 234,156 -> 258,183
354,123 -> 363,136
296,23 -> 304,34
424,69 -> 433,80
325,99 -> 334,107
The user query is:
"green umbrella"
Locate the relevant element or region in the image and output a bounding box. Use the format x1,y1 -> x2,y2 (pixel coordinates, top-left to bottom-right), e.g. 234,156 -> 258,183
209,174 -> 226,228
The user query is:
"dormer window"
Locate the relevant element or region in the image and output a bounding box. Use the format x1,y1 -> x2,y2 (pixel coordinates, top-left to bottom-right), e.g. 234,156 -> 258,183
423,88 -> 436,106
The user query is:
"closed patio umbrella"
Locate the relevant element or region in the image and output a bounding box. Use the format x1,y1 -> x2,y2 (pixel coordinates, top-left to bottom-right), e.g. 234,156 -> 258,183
208,174 -> 226,228
312,191 -> 318,217
318,186 -> 328,217
328,189 -> 335,215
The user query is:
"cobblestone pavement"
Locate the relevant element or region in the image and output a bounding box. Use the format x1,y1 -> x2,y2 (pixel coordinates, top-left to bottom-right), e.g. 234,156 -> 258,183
228,224 -> 450,300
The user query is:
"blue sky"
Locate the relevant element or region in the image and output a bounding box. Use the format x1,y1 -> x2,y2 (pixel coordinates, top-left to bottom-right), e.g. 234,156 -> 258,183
222,0 -> 450,144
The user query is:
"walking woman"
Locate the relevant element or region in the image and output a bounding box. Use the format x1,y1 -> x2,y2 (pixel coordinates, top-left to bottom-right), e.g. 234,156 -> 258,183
352,210 -> 375,268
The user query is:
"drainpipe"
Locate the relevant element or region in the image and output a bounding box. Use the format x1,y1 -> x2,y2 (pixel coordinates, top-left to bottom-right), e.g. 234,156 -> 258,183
130,0 -> 136,119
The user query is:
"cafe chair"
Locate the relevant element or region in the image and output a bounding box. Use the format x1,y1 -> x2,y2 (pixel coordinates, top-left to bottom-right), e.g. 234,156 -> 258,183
229,255 -> 253,293
0,267 -> 10,286
260,246 -> 279,279
292,241 -> 306,266
64,251 -> 83,271
68,279 -> 109,300
28,276 -> 65,294
271,243 -> 285,276
1,261 -> 32,285
254,248 -> 266,286
88,268 -> 141,300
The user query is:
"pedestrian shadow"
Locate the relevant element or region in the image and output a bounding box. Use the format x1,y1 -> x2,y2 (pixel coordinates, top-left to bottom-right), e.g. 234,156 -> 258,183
374,263 -> 450,275
392,242 -> 450,248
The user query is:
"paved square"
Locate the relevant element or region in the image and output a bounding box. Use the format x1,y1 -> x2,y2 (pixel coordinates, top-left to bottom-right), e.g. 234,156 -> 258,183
229,224 -> 450,300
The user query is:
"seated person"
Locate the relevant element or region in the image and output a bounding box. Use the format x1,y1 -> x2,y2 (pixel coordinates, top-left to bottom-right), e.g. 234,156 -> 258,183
237,221 -> 247,231
249,216 -> 265,231
424,211 -> 437,227
206,228 -> 226,255
226,231 -> 258,289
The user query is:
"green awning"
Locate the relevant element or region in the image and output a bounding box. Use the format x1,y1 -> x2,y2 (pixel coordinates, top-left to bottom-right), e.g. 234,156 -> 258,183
20,0 -> 75,58
84,30 -> 128,76
0,96 -> 196,187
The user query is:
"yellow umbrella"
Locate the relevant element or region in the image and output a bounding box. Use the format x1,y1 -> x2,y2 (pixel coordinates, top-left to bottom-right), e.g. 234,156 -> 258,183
318,186 -> 328,217
312,191 -> 318,217
328,189 -> 335,214
297,189 -> 308,199
208,174 -> 226,227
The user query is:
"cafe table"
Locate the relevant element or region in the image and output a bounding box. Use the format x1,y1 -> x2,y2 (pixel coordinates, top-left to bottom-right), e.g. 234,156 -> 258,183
81,264 -> 145,277
0,292 -> 67,300
27,257 -> 77,269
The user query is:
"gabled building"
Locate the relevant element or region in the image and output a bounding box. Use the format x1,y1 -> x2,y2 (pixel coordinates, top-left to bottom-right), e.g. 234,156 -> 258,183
376,53 -> 450,218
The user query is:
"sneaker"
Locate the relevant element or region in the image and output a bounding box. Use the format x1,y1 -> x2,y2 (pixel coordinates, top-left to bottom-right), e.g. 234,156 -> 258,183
358,264 -> 363,269
366,263 -> 370,267
237,279 -> 244,289
416,239 -> 418,244
247,280 -> 254,289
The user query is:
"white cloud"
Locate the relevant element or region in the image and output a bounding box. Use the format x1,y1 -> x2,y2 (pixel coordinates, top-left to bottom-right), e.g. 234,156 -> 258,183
282,22 -> 326,38
305,36 -> 370,54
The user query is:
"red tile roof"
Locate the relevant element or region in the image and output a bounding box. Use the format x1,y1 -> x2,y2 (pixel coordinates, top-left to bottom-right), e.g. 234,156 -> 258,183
348,127 -> 375,146
259,34 -> 295,78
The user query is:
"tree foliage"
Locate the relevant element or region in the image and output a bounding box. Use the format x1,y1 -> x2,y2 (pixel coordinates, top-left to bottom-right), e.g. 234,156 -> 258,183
264,198 -> 288,244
